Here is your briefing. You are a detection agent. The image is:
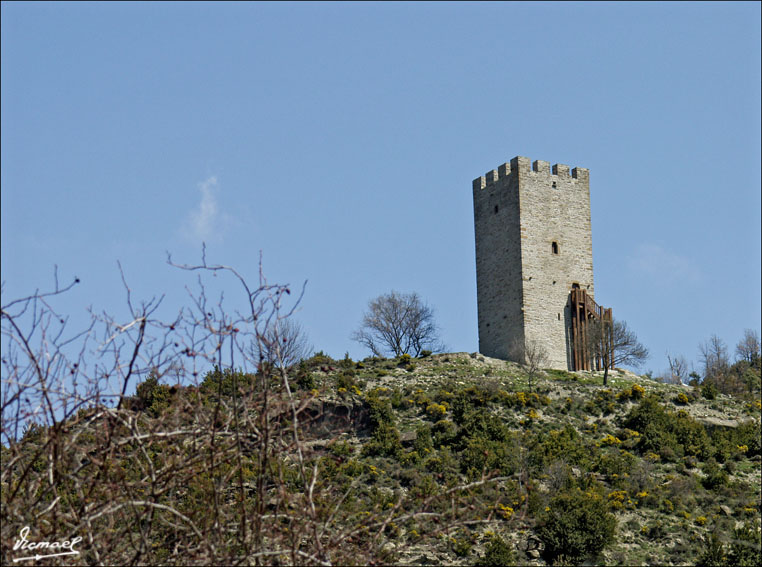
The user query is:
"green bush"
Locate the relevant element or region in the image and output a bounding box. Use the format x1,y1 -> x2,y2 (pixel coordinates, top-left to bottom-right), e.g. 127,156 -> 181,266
728,519 -> 762,567
623,395 -> 713,461
673,411 -> 712,459
432,419 -> 458,448
307,350 -> 332,365
710,427 -> 737,463
594,449 -> 636,479
530,424 -> 590,470
460,436 -> 517,480
199,366 -> 254,398
295,362 -> 316,390
136,372 -> 171,417
413,424 -> 433,454
497,390 -> 550,409
702,381 -> 719,400
362,421 -> 402,457
695,519 -> 761,567
476,534 -> 516,567
456,408 -> 508,447
340,352 -> 354,369
449,532 -> 472,557
329,440 -> 354,457
624,395 -> 669,432
537,488 -> 617,565
451,386 -> 493,422
697,532 -> 726,567
701,458 -> 728,490
584,389 -> 616,416
734,420 -> 762,457
335,369 -> 358,391
365,388 -> 395,430
422,447 -> 458,479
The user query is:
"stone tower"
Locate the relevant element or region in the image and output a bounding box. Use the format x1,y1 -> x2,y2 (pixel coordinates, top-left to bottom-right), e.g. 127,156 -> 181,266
472,155 -> 601,370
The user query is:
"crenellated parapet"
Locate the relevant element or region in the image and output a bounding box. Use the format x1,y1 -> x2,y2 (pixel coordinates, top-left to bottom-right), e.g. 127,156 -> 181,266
473,156 -> 589,191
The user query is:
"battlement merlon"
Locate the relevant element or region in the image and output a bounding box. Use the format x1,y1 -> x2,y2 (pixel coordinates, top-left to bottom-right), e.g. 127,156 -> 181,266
474,156 -> 589,191
472,162 -> 512,191
571,166 -> 589,181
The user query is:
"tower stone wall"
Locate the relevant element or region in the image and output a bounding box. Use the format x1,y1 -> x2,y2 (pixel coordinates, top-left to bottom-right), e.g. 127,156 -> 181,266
473,156 -> 595,370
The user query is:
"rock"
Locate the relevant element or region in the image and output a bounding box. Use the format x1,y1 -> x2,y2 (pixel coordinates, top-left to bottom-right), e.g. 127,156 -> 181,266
400,430 -> 417,445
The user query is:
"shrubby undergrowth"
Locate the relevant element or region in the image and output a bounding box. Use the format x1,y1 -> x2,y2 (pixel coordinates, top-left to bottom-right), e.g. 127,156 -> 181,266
2,265 -> 760,565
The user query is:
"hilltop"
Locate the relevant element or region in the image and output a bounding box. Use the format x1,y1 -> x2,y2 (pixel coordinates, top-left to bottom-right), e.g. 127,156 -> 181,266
2,352 -> 760,566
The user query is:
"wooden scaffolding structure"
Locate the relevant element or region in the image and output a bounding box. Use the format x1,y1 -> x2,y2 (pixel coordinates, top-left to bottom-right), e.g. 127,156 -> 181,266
570,288 -> 613,371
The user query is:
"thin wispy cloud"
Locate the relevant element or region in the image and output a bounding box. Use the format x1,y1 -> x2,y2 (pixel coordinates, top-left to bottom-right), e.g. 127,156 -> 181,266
182,176 -> 228,242
626,243 -> 701,285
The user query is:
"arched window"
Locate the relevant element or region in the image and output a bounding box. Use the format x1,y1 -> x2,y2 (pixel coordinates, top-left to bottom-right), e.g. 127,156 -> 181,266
551,241 -> 559,255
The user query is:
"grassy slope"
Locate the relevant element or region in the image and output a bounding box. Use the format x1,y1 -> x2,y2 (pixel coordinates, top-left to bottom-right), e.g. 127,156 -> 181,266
321,352 -> 760,565
3,352 -> 760,566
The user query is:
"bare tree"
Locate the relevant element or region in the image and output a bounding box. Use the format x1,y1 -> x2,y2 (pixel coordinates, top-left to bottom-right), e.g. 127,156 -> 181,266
666,352 -> 689,384
256,318 -> 312,368
735,329 -> 761,365
587,318 -> 649,385
351,290 -> 443,358
510,337 -> 548,391
699,334 -> 730,382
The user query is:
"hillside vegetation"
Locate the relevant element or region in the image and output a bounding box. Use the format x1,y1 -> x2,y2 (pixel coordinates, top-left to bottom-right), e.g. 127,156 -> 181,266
3,351 -> 760,566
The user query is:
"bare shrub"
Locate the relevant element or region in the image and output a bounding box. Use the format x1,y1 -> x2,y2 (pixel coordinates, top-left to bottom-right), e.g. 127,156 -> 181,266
1,255 -> 330,564
1,256 -> 510,565
509,337 -> 548,391
664,352 -> 689,384
256,318 -> 312,368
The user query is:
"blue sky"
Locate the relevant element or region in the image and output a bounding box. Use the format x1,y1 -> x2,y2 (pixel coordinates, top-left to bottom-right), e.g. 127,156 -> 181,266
2,1 -> 760,379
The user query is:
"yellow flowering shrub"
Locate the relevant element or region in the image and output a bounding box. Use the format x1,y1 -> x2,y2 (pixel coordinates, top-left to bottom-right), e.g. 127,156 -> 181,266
631,384 -> 645,398
426,403 -> 447,419
608,490 -> 627,502
498,504 -> 514,520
